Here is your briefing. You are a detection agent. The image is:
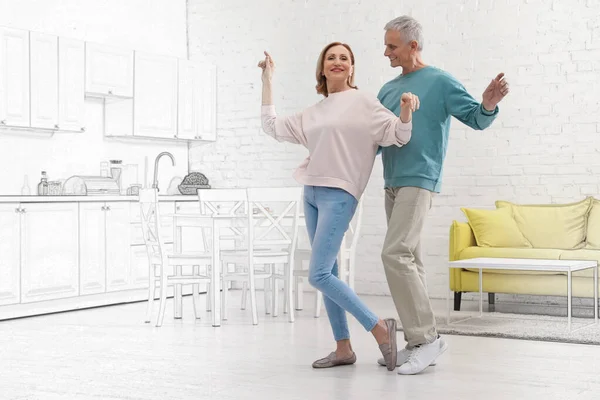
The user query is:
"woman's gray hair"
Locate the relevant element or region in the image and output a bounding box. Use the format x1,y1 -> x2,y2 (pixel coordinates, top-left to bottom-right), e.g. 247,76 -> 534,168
384,16 -> 424,51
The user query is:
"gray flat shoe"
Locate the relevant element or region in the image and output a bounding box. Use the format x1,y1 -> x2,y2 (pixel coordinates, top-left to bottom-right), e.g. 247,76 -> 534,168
312,351 -> 357,368
378,318 -> 398,371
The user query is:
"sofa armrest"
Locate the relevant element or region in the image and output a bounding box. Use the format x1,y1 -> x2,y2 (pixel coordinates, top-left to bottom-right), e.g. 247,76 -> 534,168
448,221 -> 477,291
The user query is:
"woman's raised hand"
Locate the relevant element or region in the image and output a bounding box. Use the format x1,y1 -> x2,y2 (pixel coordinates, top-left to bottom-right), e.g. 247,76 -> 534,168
258,51 -> 275,82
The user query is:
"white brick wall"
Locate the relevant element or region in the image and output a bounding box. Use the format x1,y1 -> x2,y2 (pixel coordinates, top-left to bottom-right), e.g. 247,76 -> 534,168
188,0 -> 600,300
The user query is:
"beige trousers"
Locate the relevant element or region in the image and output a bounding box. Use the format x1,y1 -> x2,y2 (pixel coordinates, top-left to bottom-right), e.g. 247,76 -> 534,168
381,186 -> 438,348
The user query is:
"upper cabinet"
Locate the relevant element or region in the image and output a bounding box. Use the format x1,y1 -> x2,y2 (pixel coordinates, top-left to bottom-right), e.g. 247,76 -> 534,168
58,38 -> 85,132
134,52 -> 178,139
30,32 -> 58,130
177,61 -> 217,141
0,25 -> 217,142
177,60 -> 200,140
85,42 -> 134,98
0,27 -> 30,127
198,63 -> 217,142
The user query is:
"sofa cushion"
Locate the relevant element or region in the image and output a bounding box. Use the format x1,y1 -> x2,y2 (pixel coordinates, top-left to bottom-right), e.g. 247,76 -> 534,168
461,207 -> 531,248
495,197 -> 591,249
458,247 -> 564,275
559,249 -> 600,278
586,198 -> 600,249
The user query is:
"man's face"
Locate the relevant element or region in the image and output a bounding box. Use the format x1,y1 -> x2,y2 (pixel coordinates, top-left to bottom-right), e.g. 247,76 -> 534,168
384,30 -> 415,69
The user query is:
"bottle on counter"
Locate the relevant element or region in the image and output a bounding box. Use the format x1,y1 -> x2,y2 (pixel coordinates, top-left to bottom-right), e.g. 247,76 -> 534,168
21,174 -> 31,195
37,171 -> 49,196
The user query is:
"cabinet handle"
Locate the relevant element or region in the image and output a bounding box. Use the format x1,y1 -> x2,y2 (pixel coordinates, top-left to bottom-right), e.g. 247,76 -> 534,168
81,127 -> 86,132
15,208 -> 20,213
21,208 -> 26,213
1,120 -> 6,125
176,206 -> 180,211
54,124 -> 59,129
108,90 -> 113,95
106,206 -> 111,211
101,206 -> 106,211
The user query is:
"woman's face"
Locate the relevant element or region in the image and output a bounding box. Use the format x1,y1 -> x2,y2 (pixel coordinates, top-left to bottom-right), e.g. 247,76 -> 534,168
322,45 -> 353,84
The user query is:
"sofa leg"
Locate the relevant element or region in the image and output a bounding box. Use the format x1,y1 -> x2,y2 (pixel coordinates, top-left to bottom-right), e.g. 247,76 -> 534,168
488,292 -> 495,312
453,292 -> 462,311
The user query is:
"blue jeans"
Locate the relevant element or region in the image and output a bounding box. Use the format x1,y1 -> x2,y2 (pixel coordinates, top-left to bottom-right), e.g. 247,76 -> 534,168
303,185 -> 379,341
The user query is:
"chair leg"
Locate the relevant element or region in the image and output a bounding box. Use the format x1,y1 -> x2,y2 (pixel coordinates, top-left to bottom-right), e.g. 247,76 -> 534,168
454,292 -> 462,311
272,273 -> 279,317
348,258 -> 356,290
156,263 -> 169,327
206,279 -> 212,312
314,290 -> 323,318
283,269 -> 288,314
287,261 -> 295,323
295,276 -> 304,311
241,281 -> 248,310
145,265 -> 156,323
174,265 -> 183,319
222,263 -> 229,321
249,264 -> 258,325
192,266 -> 201,320
264,276 -> 271,315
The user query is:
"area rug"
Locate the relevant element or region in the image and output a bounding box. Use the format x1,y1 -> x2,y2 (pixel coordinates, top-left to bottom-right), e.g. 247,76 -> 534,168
397,312 -> 600,345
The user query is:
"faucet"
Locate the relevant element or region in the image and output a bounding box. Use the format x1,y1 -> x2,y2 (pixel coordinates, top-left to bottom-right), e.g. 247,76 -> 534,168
152,152 -> 175,192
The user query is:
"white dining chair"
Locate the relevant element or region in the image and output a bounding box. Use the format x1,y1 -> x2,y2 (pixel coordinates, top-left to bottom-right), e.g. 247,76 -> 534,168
222,187 -> 302,324
139,188 -> 214,327
197,188 -> 250,322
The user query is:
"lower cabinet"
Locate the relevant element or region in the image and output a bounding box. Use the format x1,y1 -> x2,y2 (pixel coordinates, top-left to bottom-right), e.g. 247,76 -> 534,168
19,203 -> 79,304
0,198 -> 196,320
79,202 -> 132,295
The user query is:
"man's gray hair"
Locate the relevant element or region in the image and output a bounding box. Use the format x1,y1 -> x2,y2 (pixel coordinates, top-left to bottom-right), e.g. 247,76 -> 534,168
384,16 -> 424,51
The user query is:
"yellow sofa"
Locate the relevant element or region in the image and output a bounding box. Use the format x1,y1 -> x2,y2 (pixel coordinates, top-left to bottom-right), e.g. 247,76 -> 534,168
449,196 -> 600,311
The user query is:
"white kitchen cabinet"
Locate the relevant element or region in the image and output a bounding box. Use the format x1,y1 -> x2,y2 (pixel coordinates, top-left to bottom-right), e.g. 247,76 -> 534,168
0,204 -> 21,306
79,203 -> 107,295
80,202 -> 132,293
177,61 -> 200,140
0,27 -> 30,127
134,52 -> 178,139
105,202 -> 132,292
30,32 -> 59,130
198,63 -> 217,141
20,203 -> 79,303
176,61 -> 217,141
58,37 -> 85,132
85,42 -> 134,98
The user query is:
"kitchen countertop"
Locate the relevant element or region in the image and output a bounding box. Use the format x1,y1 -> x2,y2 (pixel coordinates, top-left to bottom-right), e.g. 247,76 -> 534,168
0,194 -> 200,203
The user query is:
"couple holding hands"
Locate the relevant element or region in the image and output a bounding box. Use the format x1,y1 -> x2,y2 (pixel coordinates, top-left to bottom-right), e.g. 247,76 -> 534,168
258,15 -> 509,375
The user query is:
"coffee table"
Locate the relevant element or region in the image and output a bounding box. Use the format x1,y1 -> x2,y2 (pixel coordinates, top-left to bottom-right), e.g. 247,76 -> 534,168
447,257 -> 598,332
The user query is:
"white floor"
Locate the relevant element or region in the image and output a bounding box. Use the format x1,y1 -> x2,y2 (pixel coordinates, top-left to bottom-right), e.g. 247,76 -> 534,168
1,292 -> 599,400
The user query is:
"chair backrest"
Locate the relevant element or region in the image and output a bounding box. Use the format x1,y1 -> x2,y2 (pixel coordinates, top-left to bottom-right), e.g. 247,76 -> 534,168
198,188 -> 249,249
138,188 -> 166,265
197,188 -> 248,216
246,187 -> 302,256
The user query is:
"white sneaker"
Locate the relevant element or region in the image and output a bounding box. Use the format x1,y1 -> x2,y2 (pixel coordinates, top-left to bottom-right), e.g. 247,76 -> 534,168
377,348 -> 437,367
397,337 -> 448,375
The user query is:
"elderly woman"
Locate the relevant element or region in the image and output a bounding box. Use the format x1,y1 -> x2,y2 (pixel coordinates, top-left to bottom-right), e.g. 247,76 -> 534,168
258,42 -> 419,371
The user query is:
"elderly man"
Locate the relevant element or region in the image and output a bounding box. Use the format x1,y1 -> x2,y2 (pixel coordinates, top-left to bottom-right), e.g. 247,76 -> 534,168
376,15 -> 509,375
